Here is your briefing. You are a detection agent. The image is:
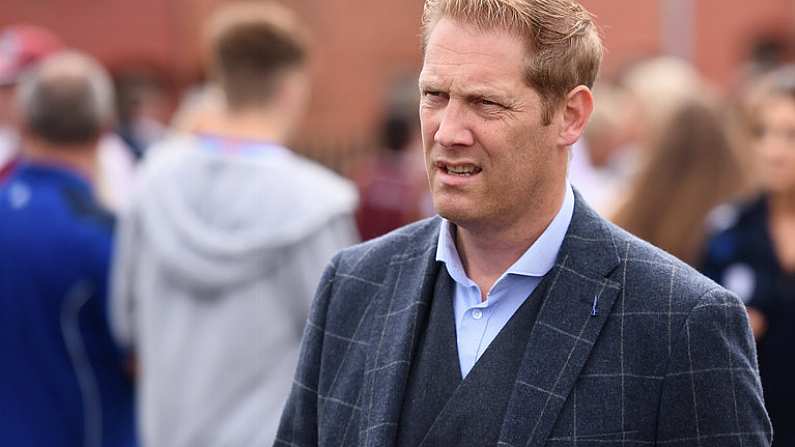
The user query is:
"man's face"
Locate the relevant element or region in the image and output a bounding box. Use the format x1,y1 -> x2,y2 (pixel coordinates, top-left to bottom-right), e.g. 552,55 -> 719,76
419,18 -> 567,233
754,95 -> 795,194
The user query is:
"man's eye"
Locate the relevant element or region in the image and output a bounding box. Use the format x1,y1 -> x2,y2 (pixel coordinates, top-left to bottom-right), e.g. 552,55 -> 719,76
422,91 -> 448,105
478,99 -> 502,108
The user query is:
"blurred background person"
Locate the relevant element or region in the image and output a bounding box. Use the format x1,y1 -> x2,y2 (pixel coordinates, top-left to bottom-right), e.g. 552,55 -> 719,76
612,96 -> 748,266
109,2 -> 358,445
568,80 -> 636,216
620,56 -> 709,154
113,67 -> 172,161
95,122 -> 137,214
169,82 -> 224,134
4,0 -> 795,194
2,0 -> 795,441
0,51 -> 136,447
353,77 -> 430,240
0,24 -> 137,213
701,65 -> 795,446
570,56 -> 714,217
0,24 -> 63,181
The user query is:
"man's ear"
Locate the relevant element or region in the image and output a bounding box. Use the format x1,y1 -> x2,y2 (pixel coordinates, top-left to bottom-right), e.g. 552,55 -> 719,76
558,85 -> 594,147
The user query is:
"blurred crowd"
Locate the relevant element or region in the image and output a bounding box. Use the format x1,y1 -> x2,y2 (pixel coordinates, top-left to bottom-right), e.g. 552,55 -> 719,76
0,1 -> 794,446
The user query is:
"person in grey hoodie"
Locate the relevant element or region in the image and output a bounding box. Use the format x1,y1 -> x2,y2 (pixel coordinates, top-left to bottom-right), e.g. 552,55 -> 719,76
109,3 -> 359,446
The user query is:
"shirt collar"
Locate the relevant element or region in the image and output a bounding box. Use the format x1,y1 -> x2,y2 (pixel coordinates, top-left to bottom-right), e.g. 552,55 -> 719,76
16,160 -> 93,194
436,182 -> 575,282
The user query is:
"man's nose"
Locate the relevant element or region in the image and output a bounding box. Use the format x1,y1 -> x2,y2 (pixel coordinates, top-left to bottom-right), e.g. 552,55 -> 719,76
434,101 -> 474,148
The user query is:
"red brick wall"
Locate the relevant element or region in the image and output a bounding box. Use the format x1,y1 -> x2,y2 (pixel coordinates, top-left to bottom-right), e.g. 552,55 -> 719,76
582,0 -> 663,74
3,0 -> 794,143
694,0 -> 795,85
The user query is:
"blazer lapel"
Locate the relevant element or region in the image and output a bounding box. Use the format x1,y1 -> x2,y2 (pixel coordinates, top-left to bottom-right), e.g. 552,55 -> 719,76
499,194 -> 624,447
360,220 -> 442,447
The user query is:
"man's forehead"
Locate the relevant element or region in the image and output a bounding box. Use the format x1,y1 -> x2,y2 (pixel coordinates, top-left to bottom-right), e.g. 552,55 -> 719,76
420,19 -> 526,85
420,71 -> 508,95
419,58 -> 525,98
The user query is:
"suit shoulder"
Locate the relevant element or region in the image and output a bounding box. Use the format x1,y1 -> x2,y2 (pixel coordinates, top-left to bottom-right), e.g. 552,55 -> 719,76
604,219 -> 722,308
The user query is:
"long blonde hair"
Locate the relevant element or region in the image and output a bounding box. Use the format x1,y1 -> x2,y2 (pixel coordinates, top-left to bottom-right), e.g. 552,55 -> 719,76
612,97 -> 748,265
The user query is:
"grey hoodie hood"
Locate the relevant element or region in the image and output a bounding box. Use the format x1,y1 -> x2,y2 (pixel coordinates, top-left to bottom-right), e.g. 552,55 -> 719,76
133,134 -> 358,289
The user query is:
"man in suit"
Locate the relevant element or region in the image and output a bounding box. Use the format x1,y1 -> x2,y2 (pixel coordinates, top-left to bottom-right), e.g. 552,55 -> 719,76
276,0 -> 772,445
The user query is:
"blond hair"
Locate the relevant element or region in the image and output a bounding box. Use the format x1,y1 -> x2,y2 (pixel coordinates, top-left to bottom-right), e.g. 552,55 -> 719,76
621,56 -> 708,144
612,96 -> 748,266
422,0 -> 603,124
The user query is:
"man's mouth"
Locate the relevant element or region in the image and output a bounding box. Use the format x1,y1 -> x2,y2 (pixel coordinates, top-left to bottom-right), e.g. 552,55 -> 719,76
435,161 -> 482,177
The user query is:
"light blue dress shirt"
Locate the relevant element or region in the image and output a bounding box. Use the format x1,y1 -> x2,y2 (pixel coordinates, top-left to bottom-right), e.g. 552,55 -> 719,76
435,183 -> 575,378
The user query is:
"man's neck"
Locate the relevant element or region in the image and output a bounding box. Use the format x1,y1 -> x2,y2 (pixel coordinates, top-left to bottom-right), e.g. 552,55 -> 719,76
197,108 -> 289,144
22,138 -> 98,183
454,185 -> 567,300
455,228 -> 541,300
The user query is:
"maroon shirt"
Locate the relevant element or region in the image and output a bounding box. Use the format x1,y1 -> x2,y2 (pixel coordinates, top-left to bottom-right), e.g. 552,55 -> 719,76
0,156 -> 19,183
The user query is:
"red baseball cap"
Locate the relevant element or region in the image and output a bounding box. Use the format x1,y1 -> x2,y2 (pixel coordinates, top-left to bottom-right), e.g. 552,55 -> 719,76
0,25 -> 64,86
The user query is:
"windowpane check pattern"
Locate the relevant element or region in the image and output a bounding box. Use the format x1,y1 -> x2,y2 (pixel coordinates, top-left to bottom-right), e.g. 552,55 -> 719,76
276,193 -> 772,447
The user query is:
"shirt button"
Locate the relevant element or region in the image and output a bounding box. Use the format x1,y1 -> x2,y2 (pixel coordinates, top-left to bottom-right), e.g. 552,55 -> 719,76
472,309 -> 483,320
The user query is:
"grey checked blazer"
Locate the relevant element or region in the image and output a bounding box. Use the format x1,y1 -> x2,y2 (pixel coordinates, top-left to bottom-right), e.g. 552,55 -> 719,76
276,194 -> 772,446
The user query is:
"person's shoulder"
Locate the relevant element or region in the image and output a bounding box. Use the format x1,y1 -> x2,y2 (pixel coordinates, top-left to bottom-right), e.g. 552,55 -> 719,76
47,189 -> 115,269
60,186 -> 115,235
262,152 -> 359,230
139,133 -> 199,173
129,133 -> 198,194
701,196 -> 766,269
602,217 -> 721,301
705,196 -> 765,238
600,223 -> 743,323
332,216 -> 441,277
283,153 -> 358,203
31,169 -> 116,238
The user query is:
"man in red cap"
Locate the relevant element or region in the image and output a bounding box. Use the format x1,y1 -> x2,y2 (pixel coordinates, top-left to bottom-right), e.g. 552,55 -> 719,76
0,24 -> 63,181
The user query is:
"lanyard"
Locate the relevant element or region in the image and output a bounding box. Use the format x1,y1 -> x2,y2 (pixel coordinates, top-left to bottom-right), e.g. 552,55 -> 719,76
196,133 -> 291,159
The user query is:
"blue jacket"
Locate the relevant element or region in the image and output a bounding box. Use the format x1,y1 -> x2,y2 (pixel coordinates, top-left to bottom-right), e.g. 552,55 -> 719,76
702,196 -> 795,446
0,163 -> 136,447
